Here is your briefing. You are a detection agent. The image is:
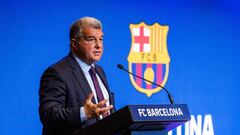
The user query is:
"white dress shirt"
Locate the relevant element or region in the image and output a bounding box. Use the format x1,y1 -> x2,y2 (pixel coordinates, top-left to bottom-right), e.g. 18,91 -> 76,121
73,54 -> 110,121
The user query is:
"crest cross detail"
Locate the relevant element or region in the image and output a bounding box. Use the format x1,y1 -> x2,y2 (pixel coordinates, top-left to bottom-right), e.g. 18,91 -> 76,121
134,26 -> 149,52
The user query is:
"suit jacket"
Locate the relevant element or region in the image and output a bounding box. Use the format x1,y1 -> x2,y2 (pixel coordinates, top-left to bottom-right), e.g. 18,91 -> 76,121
39,53 -> 115,135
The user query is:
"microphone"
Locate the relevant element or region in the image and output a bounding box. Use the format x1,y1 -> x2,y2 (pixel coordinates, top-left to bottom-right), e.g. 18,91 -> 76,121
117,64 -> 174,104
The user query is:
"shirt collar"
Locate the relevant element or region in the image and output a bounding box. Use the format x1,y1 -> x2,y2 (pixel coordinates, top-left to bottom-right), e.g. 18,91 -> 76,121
72,53 -> 94,74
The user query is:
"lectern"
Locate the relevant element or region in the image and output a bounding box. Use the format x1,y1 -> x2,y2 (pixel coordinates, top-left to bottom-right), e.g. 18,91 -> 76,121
79,104 -> 190,135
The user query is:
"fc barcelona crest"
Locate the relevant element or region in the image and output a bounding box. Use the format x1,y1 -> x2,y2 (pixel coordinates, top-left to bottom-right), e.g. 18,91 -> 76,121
127,22 -> 170,97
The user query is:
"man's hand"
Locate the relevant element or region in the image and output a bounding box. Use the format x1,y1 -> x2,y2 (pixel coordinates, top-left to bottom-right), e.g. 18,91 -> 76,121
84,92 -> 113,119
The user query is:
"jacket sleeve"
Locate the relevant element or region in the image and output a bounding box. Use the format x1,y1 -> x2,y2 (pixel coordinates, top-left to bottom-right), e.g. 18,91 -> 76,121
39,67 -> 81,128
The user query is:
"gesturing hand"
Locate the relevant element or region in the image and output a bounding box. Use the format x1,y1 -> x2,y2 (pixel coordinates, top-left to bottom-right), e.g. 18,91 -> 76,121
84,92 -> 113,119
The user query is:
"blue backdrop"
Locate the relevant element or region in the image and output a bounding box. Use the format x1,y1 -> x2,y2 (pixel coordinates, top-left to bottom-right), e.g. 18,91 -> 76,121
0,0 -> 240,134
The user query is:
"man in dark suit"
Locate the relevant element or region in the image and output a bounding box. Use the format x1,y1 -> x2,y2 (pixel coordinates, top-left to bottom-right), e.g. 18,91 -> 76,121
39,17 -> 114,135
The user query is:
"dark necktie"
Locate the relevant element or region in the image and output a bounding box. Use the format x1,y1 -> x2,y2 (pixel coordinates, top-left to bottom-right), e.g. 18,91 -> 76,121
89,66 -> 109,117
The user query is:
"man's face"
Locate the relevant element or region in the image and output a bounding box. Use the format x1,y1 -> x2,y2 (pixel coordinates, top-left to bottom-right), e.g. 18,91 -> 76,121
73,28 -> 103,65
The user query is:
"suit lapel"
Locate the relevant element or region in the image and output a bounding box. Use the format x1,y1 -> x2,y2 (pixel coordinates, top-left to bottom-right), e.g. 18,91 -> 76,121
67,53 -> 96,104
95,65 -> 115,113
95,65 -> 110,91
95,65 -> 114,107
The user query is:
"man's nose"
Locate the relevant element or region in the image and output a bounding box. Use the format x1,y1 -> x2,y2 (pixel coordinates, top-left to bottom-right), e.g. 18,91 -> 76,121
95,39 -> 102,48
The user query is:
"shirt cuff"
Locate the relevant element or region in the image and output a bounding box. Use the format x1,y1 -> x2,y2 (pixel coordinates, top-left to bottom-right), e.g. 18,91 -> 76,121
80,107 -> 87,122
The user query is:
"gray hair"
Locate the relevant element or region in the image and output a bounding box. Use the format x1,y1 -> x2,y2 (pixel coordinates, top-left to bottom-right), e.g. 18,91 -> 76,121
70,17 -> 102,40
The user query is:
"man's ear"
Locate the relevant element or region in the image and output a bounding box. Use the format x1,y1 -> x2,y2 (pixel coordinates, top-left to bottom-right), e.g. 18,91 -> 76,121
70,39 -> 77,48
